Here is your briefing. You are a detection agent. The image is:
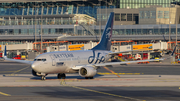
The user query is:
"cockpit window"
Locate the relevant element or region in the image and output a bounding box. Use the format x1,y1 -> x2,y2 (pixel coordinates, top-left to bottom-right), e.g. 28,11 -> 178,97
42,59 -> 46,61
37,59 -> 42,61
34,59 -> 46,61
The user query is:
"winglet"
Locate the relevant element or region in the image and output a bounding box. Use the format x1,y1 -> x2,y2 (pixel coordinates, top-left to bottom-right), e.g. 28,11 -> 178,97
171,45 -> 177,56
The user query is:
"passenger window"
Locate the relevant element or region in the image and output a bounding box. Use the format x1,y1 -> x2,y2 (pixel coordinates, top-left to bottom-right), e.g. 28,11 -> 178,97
34,59 -> 37,61
57,62 -> 64,66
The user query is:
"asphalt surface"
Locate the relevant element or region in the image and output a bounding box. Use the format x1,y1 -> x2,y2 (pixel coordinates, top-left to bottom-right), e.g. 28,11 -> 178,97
0,61 -> 180,101
1,61 -> 180,75
0,87 -> 180,101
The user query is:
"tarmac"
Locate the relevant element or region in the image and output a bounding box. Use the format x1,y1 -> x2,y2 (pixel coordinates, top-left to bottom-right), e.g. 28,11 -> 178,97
0,74 -> 180,87
0,61 -> 180,101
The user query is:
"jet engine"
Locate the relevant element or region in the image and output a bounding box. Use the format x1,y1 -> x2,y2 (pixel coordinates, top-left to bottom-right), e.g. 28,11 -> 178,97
79,66 -> 97,77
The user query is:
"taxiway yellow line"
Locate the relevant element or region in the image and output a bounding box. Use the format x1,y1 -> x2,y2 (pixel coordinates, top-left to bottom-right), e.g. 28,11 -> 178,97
97,72 -> 141,75
10,66 -> 30,74
15,79 -> 81,82
60,80 -> 144,101
103,67 -> 120,78
0,71 -> 17,73
0,92 -> 11,96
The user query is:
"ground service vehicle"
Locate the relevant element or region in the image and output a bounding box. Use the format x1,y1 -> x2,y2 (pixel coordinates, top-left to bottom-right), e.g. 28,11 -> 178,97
12,55 -> 21,60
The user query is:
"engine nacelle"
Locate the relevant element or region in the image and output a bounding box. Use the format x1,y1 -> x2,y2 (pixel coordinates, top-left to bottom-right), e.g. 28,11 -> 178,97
32,69 -> 41,77
79,66 -> 97,77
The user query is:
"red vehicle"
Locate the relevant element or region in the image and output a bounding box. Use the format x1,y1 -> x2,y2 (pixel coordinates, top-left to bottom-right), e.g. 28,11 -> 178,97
137,53 -> 149,64
0,53 -> 2,57
12,55 -> 21,60
137,60 -> 149,64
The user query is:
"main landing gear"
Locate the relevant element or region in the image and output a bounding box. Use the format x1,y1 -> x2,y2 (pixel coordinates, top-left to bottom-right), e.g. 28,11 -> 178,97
57,73 -> 66,79
85,77 -> 94,79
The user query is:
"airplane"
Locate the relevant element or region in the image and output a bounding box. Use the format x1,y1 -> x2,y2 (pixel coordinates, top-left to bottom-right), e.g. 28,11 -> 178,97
3,12 -> 165,80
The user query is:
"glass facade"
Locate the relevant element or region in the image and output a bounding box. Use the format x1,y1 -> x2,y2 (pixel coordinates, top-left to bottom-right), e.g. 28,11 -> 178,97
164,11 -> 169,18
117,0 -> 180,9
150,11 -> 156,18
0,0 -> 180,42
0,22 -> 180,36
158,11 -> 163,18
0,2 -> 115,19
140,10 -> 170,20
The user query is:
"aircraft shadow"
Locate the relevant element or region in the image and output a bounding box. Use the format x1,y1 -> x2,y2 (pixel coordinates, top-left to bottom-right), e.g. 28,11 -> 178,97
30,74 -> 104,80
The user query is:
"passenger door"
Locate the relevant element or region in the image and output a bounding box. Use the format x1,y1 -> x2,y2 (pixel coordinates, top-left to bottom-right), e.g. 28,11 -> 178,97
50,55 -> 56,66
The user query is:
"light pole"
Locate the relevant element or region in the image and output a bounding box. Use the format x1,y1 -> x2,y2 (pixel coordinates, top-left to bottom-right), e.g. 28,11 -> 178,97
169,3 -> 171,42
99,0 -> 101,39
175,1 -> 178,57
176,2 -> 177,47
41,2 -> 43,52
35,3 -> 37,50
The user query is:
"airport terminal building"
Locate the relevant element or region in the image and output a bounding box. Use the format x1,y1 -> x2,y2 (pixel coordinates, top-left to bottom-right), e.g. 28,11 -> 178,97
1,1 -> 180,39
0,0 -> 180,56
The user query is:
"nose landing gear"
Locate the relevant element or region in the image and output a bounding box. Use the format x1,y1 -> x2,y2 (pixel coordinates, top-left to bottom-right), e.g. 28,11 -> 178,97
41,76 -> 46,80
57,73 -> 66,79
40,74 -> 47,80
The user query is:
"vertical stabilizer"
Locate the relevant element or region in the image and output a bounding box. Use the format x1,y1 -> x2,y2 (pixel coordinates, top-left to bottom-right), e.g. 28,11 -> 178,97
91,12 -> 114,51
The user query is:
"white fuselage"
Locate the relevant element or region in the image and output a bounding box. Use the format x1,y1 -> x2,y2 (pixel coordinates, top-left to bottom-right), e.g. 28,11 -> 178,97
31,50 -> 111,74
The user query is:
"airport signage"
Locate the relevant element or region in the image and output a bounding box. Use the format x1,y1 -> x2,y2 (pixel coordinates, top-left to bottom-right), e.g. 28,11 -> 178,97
68,44 -> 84,51
133,44 -> 152,50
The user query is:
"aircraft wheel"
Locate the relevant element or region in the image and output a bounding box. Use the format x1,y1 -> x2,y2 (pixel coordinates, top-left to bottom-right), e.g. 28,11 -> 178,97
41,76 -> 46,80
61,73 -> 66,79
58,73 -> 66,79
85,77 -> 89,79
57,73 -> 62,79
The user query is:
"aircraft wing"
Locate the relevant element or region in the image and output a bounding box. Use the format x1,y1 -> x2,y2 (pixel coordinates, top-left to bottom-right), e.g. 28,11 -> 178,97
4,56 -> 33,65
108,50 -> 140,55
3,46 -> 33,65
88,58 -> 164,67
72,58 -> 164,70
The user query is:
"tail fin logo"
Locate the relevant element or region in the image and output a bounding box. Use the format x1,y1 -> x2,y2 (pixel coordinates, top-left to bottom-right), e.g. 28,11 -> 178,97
91,12 -> 114,51
106,27 -> 112,41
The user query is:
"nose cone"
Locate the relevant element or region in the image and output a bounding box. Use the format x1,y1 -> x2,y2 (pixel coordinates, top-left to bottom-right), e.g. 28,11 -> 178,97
31,64 -> 35,69
31,62 -> 44,73
31,63 -> 39,72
